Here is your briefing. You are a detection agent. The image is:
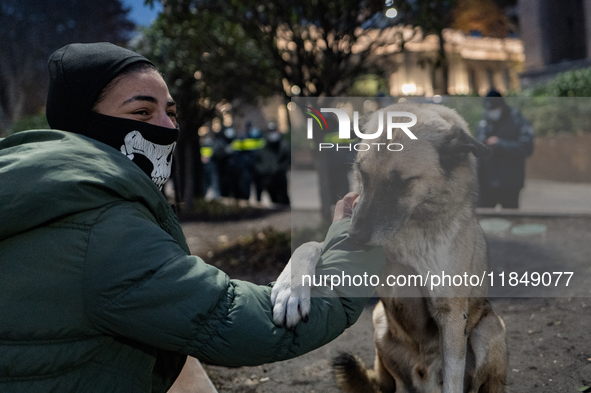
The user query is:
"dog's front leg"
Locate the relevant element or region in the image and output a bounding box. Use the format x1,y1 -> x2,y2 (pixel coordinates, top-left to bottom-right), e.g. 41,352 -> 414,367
432,297 -> 469,393
271,241 -> 323,328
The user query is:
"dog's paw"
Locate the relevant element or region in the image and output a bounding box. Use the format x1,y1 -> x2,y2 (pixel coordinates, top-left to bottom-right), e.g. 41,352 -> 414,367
271,279 -> 311,329
271,242 -> 322,329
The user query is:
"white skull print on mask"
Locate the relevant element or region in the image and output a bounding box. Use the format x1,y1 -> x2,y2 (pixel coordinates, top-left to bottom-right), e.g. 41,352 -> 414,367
120,130 -> 176,190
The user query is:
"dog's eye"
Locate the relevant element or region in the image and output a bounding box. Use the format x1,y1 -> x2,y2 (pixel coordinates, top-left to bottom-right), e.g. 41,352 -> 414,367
358,170 -> 369,183
387,175 -> 419,192
401,176 -> 420,185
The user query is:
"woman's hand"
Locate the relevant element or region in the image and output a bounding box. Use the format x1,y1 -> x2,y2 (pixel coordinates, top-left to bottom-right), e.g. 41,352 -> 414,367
333,192 -> 359,223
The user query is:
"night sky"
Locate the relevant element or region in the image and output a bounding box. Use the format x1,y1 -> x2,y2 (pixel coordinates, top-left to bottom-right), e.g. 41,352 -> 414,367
120,0 -> 162,26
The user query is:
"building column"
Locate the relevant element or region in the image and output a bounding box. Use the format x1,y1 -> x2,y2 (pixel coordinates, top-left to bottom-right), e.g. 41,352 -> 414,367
517,0 -> 545,70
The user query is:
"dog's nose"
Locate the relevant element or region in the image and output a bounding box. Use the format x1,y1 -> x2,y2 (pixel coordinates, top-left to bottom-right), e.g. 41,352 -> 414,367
348,227 -> 371,245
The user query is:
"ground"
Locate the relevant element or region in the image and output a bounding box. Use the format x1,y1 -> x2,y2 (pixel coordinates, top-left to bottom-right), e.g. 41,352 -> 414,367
181,211 -> 591,393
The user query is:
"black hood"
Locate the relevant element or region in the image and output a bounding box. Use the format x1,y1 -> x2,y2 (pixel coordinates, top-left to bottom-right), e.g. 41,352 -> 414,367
46,42 -> 153,133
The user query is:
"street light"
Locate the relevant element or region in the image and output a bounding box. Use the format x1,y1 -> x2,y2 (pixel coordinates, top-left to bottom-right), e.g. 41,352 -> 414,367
401,83 -> 417,95
386,8 -> 398,18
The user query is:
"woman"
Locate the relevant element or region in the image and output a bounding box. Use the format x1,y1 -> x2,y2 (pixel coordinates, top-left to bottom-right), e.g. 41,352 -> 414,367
0,43 -> 384,392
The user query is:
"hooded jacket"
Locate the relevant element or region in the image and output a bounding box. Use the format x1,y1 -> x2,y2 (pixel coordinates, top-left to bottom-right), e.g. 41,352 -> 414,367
0,130 -> 385,392
46,42 -> 153,133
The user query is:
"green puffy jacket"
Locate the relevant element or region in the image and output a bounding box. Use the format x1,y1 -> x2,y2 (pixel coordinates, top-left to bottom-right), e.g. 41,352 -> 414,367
0,130 -> 385,393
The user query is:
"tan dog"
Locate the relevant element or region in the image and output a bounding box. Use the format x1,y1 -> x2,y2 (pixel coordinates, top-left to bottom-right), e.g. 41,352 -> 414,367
272,103 -> 507,392
333,103 -> 507,393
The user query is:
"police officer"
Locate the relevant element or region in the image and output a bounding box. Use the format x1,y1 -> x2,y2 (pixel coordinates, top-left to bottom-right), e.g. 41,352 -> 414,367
200,134 -> 220,199
212,127 -> 236,198
476,90 -> 534,209
256,122 -> 290,205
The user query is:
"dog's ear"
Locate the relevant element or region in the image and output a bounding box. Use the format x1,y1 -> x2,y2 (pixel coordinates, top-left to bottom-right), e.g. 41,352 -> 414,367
442,126 -> 492,158
438,127 -> 491,175
454,128 -> 492,158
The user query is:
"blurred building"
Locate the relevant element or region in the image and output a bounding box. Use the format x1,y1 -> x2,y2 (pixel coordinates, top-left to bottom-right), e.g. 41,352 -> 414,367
357,27 -> 524,96
519,0 -> 591,88
204,25 -> 525,136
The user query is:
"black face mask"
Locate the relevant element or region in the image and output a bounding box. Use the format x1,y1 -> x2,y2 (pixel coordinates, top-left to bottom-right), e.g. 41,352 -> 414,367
84,112 -> 179,189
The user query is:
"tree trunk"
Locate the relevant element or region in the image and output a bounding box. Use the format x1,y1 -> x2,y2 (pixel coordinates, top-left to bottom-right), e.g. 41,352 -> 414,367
438,31 -> 449,95
182,141 -> 195,212
316,152 -> 334,223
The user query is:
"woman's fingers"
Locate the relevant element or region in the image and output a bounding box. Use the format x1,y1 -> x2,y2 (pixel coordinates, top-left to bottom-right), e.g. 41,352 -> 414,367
333,192 -> 359,223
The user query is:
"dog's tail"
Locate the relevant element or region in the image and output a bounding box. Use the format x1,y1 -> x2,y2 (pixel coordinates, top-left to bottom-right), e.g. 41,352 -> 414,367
332,352 -> 382,393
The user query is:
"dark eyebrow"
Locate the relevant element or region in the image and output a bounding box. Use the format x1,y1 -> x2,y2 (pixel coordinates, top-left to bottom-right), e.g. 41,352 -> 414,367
121,95 -> 176,110
121,95 -> 158,106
